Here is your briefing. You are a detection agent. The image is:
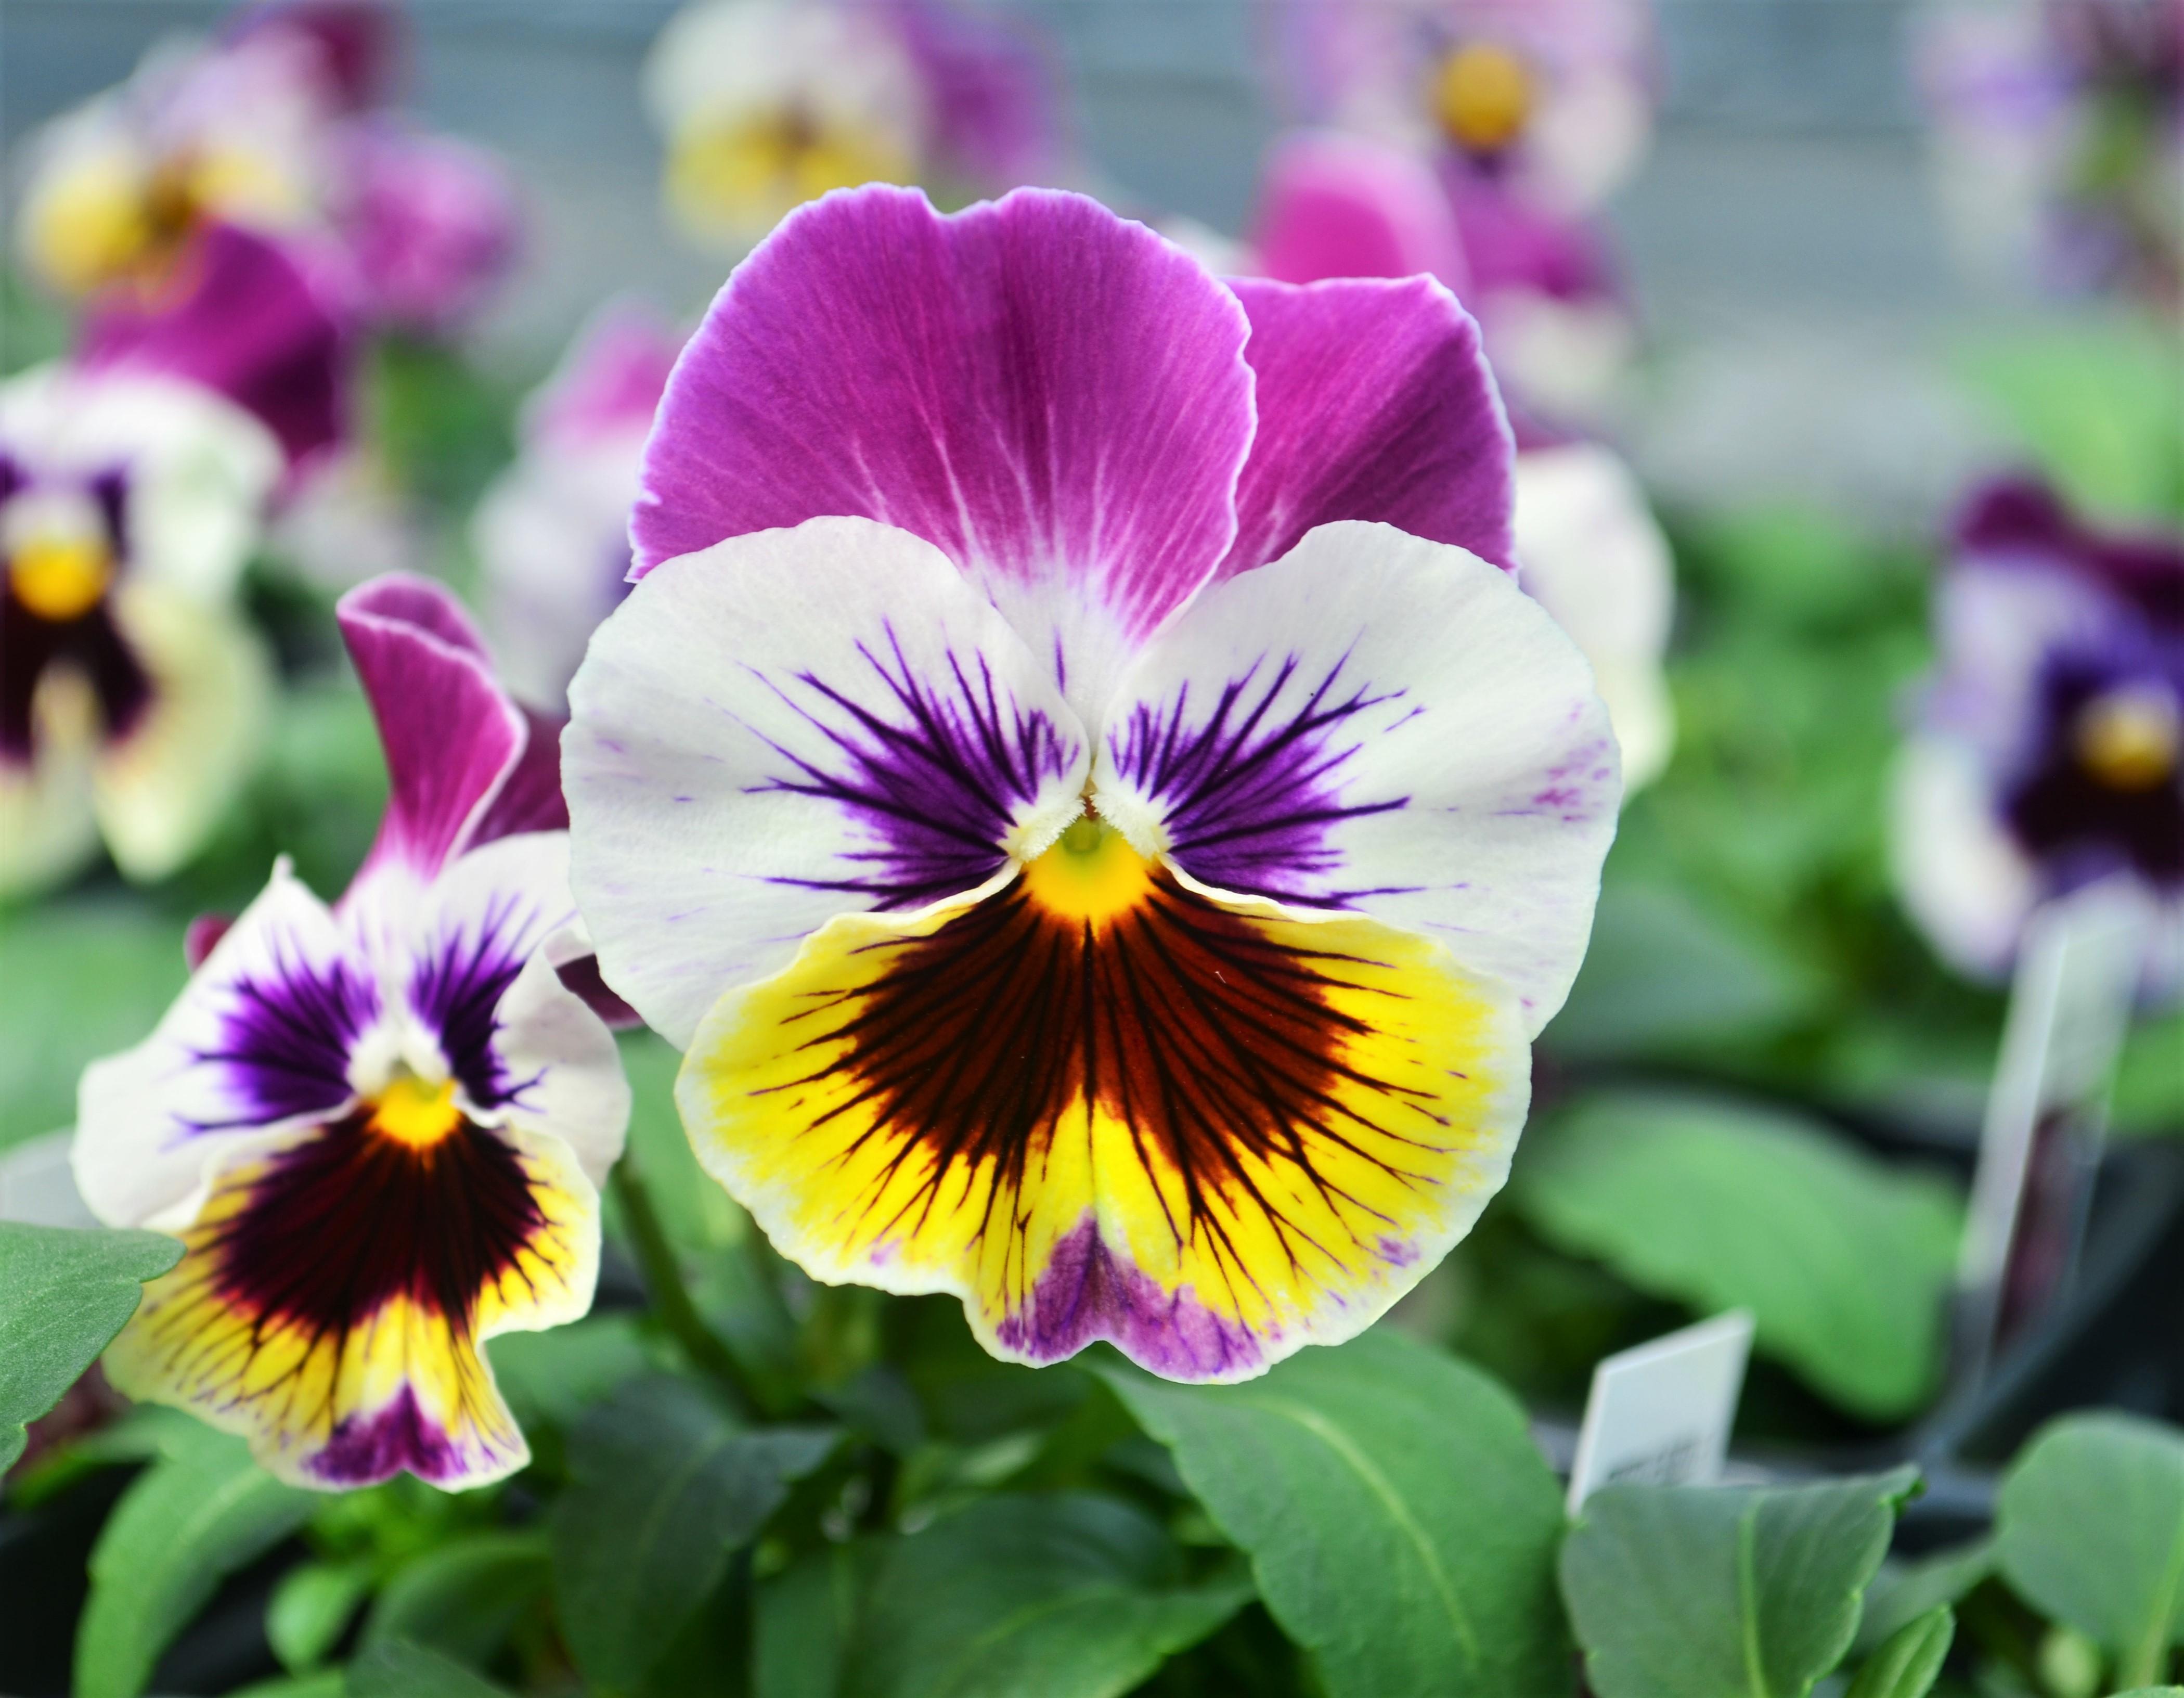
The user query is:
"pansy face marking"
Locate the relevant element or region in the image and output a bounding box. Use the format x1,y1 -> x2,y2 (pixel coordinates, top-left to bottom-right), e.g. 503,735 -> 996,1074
75,574 -> 628,1488
568,187 -> 1618,1382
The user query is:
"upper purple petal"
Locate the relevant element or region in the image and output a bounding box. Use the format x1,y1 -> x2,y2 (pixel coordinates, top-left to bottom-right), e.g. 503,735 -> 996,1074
335,124 -> 522,335
77,224 -> 356,470
632,186 -> 1254,647
1218,274 -> 1515,581
1957,475 -> 2184,631
1250,130 -> 1471,294
338,574 -> 529,883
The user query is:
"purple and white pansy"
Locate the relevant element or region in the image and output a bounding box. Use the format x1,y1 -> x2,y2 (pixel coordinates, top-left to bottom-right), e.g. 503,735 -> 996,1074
565,186 -> 1618,1382
1893,478 -> 2184,999
72,573 -> 628,1489
0,361 -> 282,897
475,301 -> 683,708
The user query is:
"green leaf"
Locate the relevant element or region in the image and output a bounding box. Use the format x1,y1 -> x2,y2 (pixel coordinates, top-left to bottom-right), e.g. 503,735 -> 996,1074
1996,1412 -> 2184,1678
1546,881 -> 1818,1062
232,1674 -> 348,1698
0,903 -> 188,1151
757,1546 -> 865,1698
0,1222 -> 182,1472
842,1493 -> 1249,1698
73,1422 -> 314,1698
551,1374 -> 838,1689
484,1313 -> 655,1433
1516,1093 -> 1961,1419
1844,1606 -> 1953,1698
1099,1329 -> 1570,1698
268,1559 -> 376,1673
359,1532 -> 550,1668
344,1638 -> 515,1698
1855,1538 -> 1993,1652
1558,1466 -> 1919,1698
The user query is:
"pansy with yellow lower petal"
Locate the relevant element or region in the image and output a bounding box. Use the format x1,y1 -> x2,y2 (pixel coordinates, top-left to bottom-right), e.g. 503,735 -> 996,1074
565,186 -> 1618,1382
0,363 -> 282,897
643,0 -> 1063,250
73,574 -> 629,1488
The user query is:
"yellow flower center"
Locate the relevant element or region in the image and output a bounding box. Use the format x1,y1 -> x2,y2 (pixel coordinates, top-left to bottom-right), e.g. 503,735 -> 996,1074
1020,816 -> 1155,930
2074,685 -> 2180,790
1434,42 -> 1535,154
368,1075 -> 466,1150
9,533 -> 114,622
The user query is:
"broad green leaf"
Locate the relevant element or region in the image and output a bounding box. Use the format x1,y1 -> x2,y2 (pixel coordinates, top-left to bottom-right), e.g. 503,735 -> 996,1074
2113,1010 -> 2184,1135
551,1374 -> 837,1689
0,903 -> 188,1150
1100,1329 -> 1570,1698
345,1638 -> 515,1698
1844,1606 -> 1953,1698
757,1546 -> 864,1698
1546,881 -> 1818,1061
1558,1466 -> 1919,1698
232,1674 -> 347,1698
1996,1412 -> 2184,1677
268,1559 -> 375,1673
2114,1690 -> 2184,1696
359,1532 -> 550,1668
1516,1094 -> 1961,1419
842,1493 -> 1249,1698
74,1422 -> 314,1698
1855,1539 -> 1993,1652
0,1222 -> 181,1472
485,1313 -> 655,1433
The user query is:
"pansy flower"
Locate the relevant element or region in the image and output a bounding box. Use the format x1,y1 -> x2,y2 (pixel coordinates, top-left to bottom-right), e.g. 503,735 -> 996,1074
0,363 -> 281,898
476,302 -> 683,708
16,0 -> 519,335
73,574 -> 629,1488
1917,0 -> 2181,306
1893,478 -> 2184,998
1248,127 -> 1636,434
1271,0 -> 1657,216
644,0 -> 1064,249
565,186 -> 1618,1381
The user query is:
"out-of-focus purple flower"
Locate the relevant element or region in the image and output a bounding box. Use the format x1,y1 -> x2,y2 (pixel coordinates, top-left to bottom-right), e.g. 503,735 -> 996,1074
1917,0 -> 2182,306
0,363 -> 282,897
333,124 -> 522,336
1245,128 -> 1636,439
1269,0 -> 1657,215
15,0 -> 521,336
1893,477 -> 2184,997
644,0 -> 1067,249
75,222 -> 356,473
476,302 -> 683,708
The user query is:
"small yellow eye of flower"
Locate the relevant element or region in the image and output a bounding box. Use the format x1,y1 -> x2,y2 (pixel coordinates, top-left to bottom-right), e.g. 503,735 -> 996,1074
2074,685 -> 2181,790
1434,42 -> 1535,154
1020,816 -> 1156,930
9,534 -> 114,622
369,1075 -> 466,1149
666,105 -> 910,238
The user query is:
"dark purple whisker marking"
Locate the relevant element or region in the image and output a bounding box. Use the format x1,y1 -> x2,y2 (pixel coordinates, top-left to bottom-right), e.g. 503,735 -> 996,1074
1107,650 -> 1419,906
187,943 -> 379,1131
747,624 -> 1076,909
408,887 -> 551,1109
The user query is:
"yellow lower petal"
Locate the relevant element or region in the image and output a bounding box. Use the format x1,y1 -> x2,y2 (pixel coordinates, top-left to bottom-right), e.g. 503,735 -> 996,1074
106,1113 -> 597,1489
679,837 -> 1528,1381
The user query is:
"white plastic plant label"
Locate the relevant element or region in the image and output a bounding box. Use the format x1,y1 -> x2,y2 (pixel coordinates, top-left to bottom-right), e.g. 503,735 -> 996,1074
1954,877 -> 2146,1381
1566,1309 -> 1755,1514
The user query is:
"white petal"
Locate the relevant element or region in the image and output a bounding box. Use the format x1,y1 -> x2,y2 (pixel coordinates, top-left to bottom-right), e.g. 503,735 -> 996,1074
567,516 -> 1090,1047
1889,736 -> 2038,983
95,586 -> 273,882
1097,519 -> 1620,1036
487,941 -> 631,1189
74,859 -> 365,1230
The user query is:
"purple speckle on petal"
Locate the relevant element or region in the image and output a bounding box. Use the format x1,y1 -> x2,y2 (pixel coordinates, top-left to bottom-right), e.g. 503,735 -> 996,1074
308,1385 -> 473,1486
993,1216 -> 1267,1379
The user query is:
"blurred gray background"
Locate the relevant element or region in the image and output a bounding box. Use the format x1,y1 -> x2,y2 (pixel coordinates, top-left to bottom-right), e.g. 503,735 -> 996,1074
2,0 -> 2035,523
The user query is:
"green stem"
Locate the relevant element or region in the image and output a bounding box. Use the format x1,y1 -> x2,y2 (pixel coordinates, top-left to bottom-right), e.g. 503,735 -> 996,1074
611,1156 -> 770,1417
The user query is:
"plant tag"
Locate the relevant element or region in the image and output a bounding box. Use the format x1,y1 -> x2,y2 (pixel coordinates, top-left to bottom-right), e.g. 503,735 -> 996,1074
1566,1309 -> 1754,1513
1955,878 -> 2144,1380
0,1129 -> 98,1229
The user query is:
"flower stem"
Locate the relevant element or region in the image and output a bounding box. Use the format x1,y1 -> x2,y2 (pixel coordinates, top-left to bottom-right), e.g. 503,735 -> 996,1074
611,1155 -> 773,1417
